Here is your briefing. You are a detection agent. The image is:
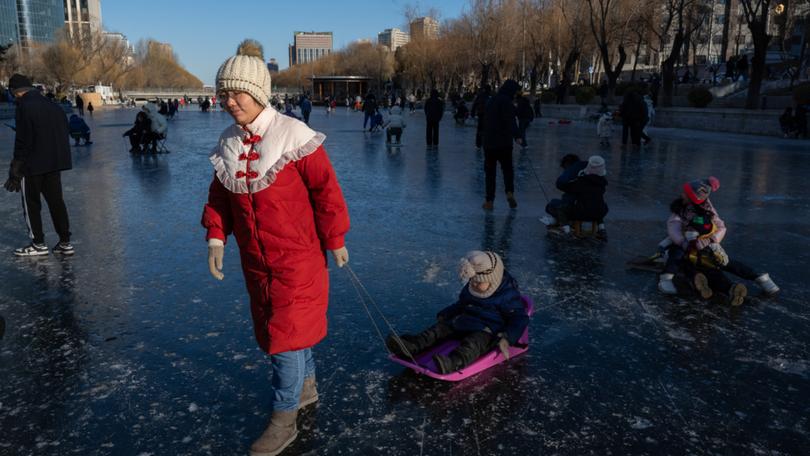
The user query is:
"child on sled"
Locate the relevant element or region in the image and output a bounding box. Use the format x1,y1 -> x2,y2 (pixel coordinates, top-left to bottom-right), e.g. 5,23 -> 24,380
386,251 -> 529,374
658,176 -> 779,305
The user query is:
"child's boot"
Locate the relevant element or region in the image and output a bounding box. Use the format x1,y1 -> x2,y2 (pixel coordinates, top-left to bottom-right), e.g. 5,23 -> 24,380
755,273 -> 780,295
249,410 -> 298,456
693,272 -> 713,300
658,273 -> 677,295
433,332 -> 492,374
385,334 -> 418,358
728,283 -> 748,306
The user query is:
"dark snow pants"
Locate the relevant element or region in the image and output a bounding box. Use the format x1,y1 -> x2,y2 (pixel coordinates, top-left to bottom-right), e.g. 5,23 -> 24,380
406,321 -> 497,369
484,146 -> 514,202
426,120 -> 440,145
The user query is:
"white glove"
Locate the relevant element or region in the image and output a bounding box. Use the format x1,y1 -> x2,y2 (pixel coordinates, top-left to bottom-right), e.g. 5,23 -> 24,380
685,230 -> 699,242
208,243 -> 224,280
708,243 -> 729,266
330,246 -> 349,268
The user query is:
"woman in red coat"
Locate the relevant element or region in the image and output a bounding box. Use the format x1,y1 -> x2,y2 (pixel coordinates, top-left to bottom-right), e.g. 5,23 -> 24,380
201,40 -> 350,456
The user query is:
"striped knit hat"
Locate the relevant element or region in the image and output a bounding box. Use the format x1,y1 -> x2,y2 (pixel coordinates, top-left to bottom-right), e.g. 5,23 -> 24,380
459,251 -> 504,298
216,39 -> 272,107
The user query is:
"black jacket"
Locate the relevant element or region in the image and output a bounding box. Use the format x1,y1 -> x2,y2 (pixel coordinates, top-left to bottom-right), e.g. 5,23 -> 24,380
482,80 -> 520,149
424,93 -> 444,123
13,90 -> 71,176
558,173 -> 609,221
620,91 -> 647,125
516,96 -> 534,122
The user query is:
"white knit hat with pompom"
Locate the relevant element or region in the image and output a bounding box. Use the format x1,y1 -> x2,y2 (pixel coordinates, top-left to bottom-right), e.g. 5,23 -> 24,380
458,251 -> 504,298
216,39 -> 272,106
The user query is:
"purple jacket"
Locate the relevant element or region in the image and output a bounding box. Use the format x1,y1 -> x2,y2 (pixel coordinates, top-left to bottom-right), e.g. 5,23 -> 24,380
667,199 -> 726,250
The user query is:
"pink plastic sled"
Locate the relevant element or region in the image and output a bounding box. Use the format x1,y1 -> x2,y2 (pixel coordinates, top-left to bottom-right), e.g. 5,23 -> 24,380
389,296 -> 535,382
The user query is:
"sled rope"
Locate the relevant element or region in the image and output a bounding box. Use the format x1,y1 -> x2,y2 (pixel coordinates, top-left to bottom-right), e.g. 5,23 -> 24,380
523,153 -> 551,204
344,265 -> 420,366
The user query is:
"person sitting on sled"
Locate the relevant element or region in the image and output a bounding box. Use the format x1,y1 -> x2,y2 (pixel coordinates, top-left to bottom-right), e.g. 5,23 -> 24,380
386,251 -> 529,374
658,176 -> 779,305
546,155 -> 608,238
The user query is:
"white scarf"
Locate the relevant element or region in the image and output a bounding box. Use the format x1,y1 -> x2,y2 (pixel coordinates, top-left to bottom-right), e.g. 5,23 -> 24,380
210,106 -> 326,194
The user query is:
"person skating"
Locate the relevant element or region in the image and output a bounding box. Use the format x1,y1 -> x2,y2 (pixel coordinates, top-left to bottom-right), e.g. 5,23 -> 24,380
384,105 -> 406,144
481,79 -> 522,210
201,40 -> 350,456
300,95 -> 312,124
87,102 -> 94,117
68,114 -> 92,145
424,89 -> 444,147
363,92 -> 377,131
3,74 -> 74,256
657,177 -> 779,305
620,89 -> 646,146
75,94 -> 84,116
386,251 -> 529,374
515,92 -> 534,148
553,155 -> 609,238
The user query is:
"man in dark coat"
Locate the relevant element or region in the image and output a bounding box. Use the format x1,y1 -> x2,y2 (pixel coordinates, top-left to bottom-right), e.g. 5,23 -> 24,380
556,155 -> 609,238
75,94 -> 84,116
4,74 -> 74,256
620,89 -> 647,146
424,89 -> 444,146
363,92 -> 377,131
482,79 -> 522,209
471,85 -> 491,148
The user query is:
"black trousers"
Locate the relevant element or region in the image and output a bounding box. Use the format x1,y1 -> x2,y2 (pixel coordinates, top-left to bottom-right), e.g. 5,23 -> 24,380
622,121 -> 642,145
426,120 -> 440,145
407,322 -> 496,369
475,120 -> 484,148
386,127 -> 402,143
21,172 -> 71,244
484,146 -> 514,201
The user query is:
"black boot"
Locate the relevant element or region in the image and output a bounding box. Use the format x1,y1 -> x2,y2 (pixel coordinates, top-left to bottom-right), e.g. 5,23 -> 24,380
433,331 -> 495,374
388,322 -> 453,358
386,334 -> 418,358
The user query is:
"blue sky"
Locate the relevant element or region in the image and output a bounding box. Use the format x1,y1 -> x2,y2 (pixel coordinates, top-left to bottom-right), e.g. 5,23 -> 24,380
102,0 -> 468,85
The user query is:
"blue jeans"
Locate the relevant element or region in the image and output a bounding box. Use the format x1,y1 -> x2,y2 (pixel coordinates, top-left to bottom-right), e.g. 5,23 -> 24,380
271,348 -> 316,411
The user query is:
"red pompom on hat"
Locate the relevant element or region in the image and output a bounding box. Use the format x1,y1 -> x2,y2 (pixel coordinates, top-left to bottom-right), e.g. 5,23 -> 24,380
683,176 -> 720,204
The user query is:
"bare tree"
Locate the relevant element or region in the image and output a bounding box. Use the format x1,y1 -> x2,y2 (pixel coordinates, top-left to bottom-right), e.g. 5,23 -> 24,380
585,0 -> 638,100
738,0 -> 773,109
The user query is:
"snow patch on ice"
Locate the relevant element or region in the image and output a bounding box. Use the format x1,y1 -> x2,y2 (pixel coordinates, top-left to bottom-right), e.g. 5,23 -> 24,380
188,403 -> 199,413
630,417 -> 653,430
423,262 -> 441,283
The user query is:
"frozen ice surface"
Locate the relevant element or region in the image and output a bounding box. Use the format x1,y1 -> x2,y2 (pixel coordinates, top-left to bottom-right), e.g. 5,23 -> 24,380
0,107 -> 808,454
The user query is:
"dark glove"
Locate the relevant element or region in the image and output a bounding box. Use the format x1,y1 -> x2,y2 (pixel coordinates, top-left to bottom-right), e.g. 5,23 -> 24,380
5,160 -> 24,192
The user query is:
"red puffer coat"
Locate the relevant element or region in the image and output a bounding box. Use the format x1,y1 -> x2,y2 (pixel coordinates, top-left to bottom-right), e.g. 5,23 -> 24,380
202,107 -> 350,354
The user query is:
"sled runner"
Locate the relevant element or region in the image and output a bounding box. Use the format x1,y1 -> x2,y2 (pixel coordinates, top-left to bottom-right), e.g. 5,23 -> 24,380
389,295 -> 534,382
626,252 -> 665,272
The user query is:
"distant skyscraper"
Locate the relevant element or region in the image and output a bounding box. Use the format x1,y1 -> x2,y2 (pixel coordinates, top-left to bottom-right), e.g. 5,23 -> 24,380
2,0 -> 65,50
64,0 -> 102,40
409,17 -> 439,40
378,28 -> 410,51
267,58 -> 279,73
0,0 -> 18,47
288,31 -> 333,66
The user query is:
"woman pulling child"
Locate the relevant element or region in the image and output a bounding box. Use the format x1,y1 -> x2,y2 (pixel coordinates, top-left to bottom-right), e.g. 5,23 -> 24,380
386,251 -> 529,374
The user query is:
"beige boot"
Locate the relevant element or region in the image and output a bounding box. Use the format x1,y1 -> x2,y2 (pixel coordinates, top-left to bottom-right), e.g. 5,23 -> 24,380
299,376 -> 319,409
249,410 -> 298,456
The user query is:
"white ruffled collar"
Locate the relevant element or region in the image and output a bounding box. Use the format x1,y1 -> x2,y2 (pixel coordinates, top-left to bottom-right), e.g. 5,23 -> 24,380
210,106 -> 326,194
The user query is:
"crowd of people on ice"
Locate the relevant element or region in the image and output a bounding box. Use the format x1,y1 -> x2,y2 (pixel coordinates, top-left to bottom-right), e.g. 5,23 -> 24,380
0,38 -> 789,456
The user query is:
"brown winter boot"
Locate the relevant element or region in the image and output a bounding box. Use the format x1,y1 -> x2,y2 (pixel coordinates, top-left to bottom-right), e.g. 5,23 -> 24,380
728,283 -> 748,307
299,376 -> 319,409
249,410 -> 298,456
693,273 -> 713,300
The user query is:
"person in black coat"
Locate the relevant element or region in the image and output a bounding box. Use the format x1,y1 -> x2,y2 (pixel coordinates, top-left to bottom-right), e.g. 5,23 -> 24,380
424,89 -> 444,146
482,79 -> 522,209
471,85 -> 491,148
386,251 -> 528,375
123,111 -> 152,152
545,154 -> 586,224
75,94 -> 84,116
620,89 -> 647,146
556,155 -> 609,237
3,74 -> 74,256
515,92 -> 534,148
363,92 -> 377,131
